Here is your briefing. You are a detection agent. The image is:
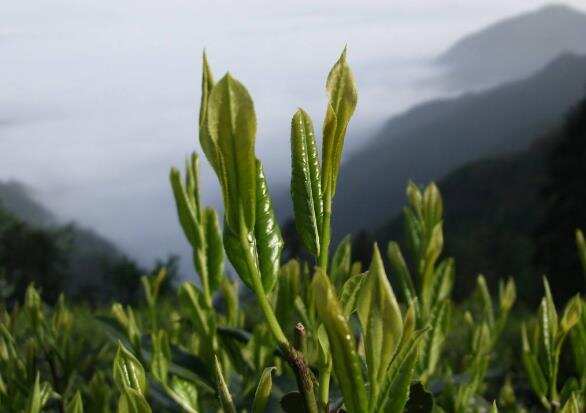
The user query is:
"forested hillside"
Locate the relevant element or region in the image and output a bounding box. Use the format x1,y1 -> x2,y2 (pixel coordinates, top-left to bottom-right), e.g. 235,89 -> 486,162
375,98 -> 586,305
0,182 -> 169,303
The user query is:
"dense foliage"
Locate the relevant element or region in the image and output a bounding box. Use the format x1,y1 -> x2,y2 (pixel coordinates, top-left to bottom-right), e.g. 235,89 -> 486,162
0,50 -> 584,412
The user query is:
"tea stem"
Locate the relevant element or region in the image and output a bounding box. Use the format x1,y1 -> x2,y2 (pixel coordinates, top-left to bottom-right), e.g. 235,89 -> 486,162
239,219 -> 318,413
318,191 -> 332,271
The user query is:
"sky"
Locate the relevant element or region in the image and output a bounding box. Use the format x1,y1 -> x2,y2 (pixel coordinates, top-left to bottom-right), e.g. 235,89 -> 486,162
2,0 -> 586,273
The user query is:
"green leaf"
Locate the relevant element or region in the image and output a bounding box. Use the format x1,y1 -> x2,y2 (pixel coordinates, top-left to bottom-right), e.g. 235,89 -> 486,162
339,272 -> 366,316
543,278 -> 559,338
170,167 -> 200,248
151,331 -> 171,385
198,53 -> 220,175
252,367 -> 276,413
178,283 -> 212,339
66,391 -> 84,413
223,222 -> 256,290
420,300 -> 450,381
312,270 -> 368,413
167,376 -> 199,413
316,324 -> 331,367
141,268 -> 167,308
560,295 -> 582,334
387,242 -> 416,307
199,52 -> 214,129
403,206 -> 422,264
476,275 -> 495,327
376,318 -> 426,413
113,342 -> 147,395
331,235 -> 352,287
213,355 -> 236,413
220,277 -> 240,326
406,181 -> 423,216
576,229 -> 586,278
421,223 -> 444,309
26,374 -> 43,413
290,108 -> 323,256
560,393 -> 583,413
276,260 -> 302,329
187,153 -> 202,220
540,278 -> 558,380
206,73 -> 257,232
117,389 -> 152,413
203,207 -> 224,292
422,183 -> 442,227
166,345 -> 215,394
430,258 -> 454,309
498,278 -> 516,314
321,47 -> 357,198
223,161 -> 283,293
521,324 -> 547,399
357,244 -> 403,400
253,160 -> 283,293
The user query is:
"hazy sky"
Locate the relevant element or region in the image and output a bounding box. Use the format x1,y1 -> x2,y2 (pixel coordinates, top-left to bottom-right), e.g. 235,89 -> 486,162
2,0 -> 586,272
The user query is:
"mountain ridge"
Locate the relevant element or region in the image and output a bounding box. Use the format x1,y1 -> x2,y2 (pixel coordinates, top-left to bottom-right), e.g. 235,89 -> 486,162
436,4 -> 586,87
0,180 -> 137,298
327,52 -> 586,241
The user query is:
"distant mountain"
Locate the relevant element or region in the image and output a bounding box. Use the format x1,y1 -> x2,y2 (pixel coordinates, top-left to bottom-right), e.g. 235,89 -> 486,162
0,181 -> 57,227
330,53 -> 586,240
0,181 -> 135,297
437,4 -> 586,87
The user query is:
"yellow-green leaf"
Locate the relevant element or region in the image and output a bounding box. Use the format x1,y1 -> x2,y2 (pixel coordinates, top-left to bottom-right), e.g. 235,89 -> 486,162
150,330 -> 170,385
198,53 -> 219,174
65,391 -> 84,413
207,73 -> 257,232
339,272 -> 366,316
521,324 -> 547,399
113,342 -> 147,395
331,235 -> 352,287
321,48 -> 357,198
252,366 -> 276,413
117,388 -> 152,413
576,229 -> 586,278
357,244 -> 403,400
312,270 -> 367,413
168,377 -> 199,413
170,167 -> 199,248
387,242 -> 416,306
560,295 -> 582,334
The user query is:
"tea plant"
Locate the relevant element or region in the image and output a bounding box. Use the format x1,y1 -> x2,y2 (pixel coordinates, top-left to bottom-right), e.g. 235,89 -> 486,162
0,49 -> 584,413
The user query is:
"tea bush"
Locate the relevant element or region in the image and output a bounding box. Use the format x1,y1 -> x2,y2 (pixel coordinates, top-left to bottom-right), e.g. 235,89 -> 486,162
0,50 -> 584,412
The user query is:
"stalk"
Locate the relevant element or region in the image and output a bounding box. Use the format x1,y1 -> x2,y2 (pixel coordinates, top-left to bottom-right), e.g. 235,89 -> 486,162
316,190 -> 332,407
318,191 -> 332,271
550,355 -> 560,412
193,246 -> 213,309
239,221 -> 319,413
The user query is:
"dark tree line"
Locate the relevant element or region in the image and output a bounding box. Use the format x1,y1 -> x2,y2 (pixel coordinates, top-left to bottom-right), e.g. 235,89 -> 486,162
0,206 -> 179,305
535,98 -> 586,301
